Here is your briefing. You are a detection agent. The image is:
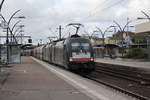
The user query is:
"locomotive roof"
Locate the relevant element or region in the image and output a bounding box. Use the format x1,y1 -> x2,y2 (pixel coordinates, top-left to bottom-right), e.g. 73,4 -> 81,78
52,38 -> 65,42
67,37 -> 90,41
41,34 -> 90,47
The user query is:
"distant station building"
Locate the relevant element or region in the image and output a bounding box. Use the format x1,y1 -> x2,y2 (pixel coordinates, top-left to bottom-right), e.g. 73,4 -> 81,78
135,22 -> 150,59
136,22 -> 150,34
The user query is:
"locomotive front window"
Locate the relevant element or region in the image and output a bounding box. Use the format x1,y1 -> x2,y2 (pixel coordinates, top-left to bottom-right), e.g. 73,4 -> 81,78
71,43 -> 80,52
81,43 -> 90,51
71,42 -> 90,52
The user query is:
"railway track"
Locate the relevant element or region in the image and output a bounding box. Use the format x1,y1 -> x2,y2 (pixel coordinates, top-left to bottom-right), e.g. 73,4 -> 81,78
82,63 -> 150,100
95,62 -> 150,78
95,65 -> 150,85
85,75 -> 150,100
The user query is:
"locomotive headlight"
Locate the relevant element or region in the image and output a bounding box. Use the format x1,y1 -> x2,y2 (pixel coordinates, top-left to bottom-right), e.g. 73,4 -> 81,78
69,58 -> 73,61
91,58 -> 94,61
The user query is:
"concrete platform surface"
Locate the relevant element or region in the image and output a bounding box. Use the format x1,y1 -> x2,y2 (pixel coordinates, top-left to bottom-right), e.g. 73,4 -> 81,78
0,72 -> 9,88
0,57 -> 138,100
33,57 -> 136,100
95,58 -> 150,70
0,57 -> 91,100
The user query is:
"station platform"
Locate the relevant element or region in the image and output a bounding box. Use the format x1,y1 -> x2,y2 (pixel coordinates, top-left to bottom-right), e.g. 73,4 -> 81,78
95,58 -> 150,73
95,58 -> 150,68
0,57 -> 136,100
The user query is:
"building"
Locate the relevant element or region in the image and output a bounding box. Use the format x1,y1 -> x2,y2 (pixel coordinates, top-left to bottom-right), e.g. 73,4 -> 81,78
135,22 -> 150,48
136,22 -> 150,34
105,31 -> 135,46
135,21 -> 150,59
90,37 -> 103,46
81,35 -> 104,46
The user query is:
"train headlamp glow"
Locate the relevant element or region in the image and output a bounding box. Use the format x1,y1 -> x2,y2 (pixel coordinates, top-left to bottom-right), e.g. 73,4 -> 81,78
69,58 -> 73,61
91,58 -> 94,61
69,58 -> 94,62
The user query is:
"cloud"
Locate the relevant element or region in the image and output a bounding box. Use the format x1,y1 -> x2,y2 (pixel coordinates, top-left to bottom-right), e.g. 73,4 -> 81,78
1,0 -> 150,44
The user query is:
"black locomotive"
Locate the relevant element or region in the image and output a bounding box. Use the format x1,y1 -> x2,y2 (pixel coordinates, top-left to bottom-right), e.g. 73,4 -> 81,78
31,23 -> 95,72
32,34 -> 95,72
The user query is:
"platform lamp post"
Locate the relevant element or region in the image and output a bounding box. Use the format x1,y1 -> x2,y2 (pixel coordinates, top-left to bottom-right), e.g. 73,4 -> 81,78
0,14 -> 18,63
13,26 -> 22,38
137,11 -> 150,21
13,29 -> 24,44
11,20 -> 21,33
96,26 -> 114,47
137,11 -> 150,60
10,20 -> 21,43
7,14 -> 25,63
11,23 -> 24,42
109,25 -> 117,44
0,0 -> 5,12
126,25 -> 134,47
95,26 -> 114,58
0,9 -> 25,63
15,30 -> 25,43
113,20 -> 132,57
0,14 -> 23,44
17,25 -> 25,44
0,0 -> 5,70
6,10 -> 25,44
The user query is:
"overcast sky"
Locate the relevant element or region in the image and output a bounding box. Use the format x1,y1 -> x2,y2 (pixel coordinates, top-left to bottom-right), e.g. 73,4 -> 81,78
1,0 -> 150,44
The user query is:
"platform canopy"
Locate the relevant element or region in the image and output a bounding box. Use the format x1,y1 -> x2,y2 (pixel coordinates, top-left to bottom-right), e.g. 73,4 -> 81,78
135,22 -> 150,34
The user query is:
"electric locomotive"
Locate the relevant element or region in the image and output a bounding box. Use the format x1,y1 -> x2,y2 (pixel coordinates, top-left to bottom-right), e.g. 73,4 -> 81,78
32,23 -> 95,72
47,34 -> 95,71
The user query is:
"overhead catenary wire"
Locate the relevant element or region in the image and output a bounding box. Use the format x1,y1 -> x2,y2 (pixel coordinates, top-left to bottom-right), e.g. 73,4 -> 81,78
87,0 -> 111,17
83,0 -> 127,21
48,0 -> 128,39
61,0 -> 112,24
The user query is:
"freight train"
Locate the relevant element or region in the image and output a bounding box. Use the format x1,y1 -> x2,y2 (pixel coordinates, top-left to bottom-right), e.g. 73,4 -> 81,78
31,34 -> 95,72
